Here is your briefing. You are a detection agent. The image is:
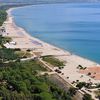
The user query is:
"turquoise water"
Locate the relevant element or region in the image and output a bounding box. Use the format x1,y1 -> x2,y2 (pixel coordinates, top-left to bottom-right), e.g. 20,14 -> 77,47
11,3 -> 100,63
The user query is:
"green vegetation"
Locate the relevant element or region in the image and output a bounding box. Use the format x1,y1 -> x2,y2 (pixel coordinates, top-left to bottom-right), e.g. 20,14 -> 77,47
94,90 -> 100,99
83,93 -> 92,100
0,48 -> 18,63
0,47 -> 33,64
0,35 -> 11,46
76,82 -> 93,89
0,10 -> 7,26
0,35 -> 73,100
68,87 -> 77,96
96,83 -> 100,88
76,82 -> 86,89
15,51 -> 32,58
0,60 -> 72,100
42,56 -> 65,68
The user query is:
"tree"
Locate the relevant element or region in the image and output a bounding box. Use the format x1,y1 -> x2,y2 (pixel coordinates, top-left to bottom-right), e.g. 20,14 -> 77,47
0,10 -> 7,26
17,81 -> 27,93
76,82 -> 86,89
83,93 -> 92,100
40,92 -> 54,100
0,72 -> 3,81
68,87 -> 77,96
30,85 -> 42,94
62,91 -> 72,100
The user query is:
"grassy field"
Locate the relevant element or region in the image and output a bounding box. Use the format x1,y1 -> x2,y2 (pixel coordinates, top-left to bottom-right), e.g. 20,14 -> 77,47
15,51 -> 32,58
42,56 -> 65,68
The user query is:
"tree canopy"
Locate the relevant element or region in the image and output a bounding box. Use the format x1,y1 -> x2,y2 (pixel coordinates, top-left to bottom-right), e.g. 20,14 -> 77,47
0,10 -> 7,26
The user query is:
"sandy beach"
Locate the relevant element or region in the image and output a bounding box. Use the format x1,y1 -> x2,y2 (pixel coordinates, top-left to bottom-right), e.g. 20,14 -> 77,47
3,7 -> 100,85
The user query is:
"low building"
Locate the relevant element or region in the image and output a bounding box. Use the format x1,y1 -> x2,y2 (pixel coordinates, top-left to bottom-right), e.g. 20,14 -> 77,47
9,41 -> 16,45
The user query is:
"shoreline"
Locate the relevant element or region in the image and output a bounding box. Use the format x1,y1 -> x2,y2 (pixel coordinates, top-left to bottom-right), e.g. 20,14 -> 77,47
6,7 -> 72,56
4,7 -> 100,83
6,7 -> 99,65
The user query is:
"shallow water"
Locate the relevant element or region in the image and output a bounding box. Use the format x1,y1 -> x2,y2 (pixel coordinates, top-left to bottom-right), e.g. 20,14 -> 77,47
11,3 -> 100,63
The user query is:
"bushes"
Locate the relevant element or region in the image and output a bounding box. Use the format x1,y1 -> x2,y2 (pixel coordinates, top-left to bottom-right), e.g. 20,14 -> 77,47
83,93 -> 92,100
0,35 -> 11,46
68,87 -> 77,96
0,48 -> 18,62
0,10 -> 7,26
42,56 -> 65,68
76,82 -> 86,89
0,60 -> 72,100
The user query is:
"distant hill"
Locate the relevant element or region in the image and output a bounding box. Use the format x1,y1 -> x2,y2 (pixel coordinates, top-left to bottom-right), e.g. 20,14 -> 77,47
0,0 -> 99,4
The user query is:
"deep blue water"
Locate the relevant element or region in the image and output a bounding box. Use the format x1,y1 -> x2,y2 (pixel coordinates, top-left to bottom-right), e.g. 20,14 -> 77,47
11,3 -> 100,63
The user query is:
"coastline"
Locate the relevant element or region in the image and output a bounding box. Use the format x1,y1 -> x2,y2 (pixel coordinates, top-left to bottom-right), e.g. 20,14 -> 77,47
6,7 -> 99,64
4,7 -> 100,84
5,7 -> 72,56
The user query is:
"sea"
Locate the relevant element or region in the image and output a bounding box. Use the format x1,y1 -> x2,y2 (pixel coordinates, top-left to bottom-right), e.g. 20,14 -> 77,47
11,3 -> 100,63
